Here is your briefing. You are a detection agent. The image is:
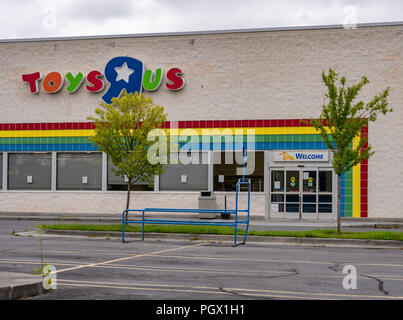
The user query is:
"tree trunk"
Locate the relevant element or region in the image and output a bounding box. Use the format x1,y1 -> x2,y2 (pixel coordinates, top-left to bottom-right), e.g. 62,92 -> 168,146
337,174 -> 342,234
125,177 -> 132,221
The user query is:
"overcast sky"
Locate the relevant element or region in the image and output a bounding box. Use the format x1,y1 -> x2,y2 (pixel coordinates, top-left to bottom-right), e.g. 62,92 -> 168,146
1,0 -> 403,39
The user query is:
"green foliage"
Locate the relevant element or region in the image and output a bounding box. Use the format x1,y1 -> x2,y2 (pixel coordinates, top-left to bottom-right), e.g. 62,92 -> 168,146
34,228 -> 53,290
308,68 -> 392,175
87,91 -> 168,186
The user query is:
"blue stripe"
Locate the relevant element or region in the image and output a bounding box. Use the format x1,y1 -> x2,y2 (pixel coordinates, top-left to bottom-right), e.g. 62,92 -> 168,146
0,144 -> 98,152
0,141 -> 329,152
178,142 -> 329,151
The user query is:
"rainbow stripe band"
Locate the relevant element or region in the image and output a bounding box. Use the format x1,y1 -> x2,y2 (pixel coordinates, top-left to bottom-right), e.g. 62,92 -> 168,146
0,119 -> 368,218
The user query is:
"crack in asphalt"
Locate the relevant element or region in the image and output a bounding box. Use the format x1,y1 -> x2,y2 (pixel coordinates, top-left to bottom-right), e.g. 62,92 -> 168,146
328,262 -> 389,296
360,274 -> 389,296
264,268 -> 299,279
218,268 -> 299,299
204,268 -> 300,280
218,287 -> 274,300
328,262 -> 343,273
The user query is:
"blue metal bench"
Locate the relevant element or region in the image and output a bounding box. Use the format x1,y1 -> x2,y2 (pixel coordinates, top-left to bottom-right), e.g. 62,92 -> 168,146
121,180 -> 251,246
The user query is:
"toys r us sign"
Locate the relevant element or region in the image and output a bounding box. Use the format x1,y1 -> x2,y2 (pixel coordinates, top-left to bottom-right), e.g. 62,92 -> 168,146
22,56 -> 185,104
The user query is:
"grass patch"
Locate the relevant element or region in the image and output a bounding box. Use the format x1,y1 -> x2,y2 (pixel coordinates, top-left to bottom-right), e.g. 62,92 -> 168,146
38,223 -> 403,241
39,223 -> 238,235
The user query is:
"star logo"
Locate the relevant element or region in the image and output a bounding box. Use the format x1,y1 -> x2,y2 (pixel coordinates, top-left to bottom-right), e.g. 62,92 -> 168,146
114,62 -> 134,83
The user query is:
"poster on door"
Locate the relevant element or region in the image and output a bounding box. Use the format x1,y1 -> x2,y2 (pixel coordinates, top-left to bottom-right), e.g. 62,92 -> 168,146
271,203 -> 279,213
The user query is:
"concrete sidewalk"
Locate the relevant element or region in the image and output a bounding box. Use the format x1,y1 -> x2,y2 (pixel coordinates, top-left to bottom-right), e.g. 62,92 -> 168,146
0,272 -> 43,300
249,219 -> 403,231
1,212 -> 403,230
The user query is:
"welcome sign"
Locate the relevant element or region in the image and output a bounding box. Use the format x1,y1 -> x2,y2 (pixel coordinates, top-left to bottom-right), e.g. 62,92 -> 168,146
21,56 -> 185,104
274,151 -> 329,162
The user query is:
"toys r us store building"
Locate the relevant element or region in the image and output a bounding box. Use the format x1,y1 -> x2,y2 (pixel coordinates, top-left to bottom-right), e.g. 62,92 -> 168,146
0,22 -> 402,220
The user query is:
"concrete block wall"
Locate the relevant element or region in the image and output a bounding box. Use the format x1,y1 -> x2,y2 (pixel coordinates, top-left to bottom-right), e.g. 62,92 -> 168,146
0,191 -> 265,218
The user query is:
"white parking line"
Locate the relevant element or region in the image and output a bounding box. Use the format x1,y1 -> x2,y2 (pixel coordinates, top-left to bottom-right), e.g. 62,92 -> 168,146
56,279 -> 403,300
53,242 -> 205,274
2,258 -> 403,282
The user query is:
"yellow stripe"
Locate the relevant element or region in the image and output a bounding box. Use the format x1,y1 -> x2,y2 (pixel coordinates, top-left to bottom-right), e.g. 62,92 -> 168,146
163,127 -> 328,136
0,129 -> 95,138
352,136 -> 361,218
0,127 -> 329,138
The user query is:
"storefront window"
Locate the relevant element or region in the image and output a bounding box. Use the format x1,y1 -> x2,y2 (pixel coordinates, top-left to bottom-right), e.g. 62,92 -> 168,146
57,153 -> 102,190
319,170 -> 333,213
107,158 -> 153,191
286,171 -> 299,193
214,151 -> 264,192
319,171 -> 332,192
271,170 -> 284,192
303,171 -> 317,193
159,152 -> 208,191
8,153 -> 52,190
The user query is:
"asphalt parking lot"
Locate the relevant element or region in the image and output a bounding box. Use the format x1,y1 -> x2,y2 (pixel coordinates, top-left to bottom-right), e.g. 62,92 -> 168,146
1,220 -> 403,300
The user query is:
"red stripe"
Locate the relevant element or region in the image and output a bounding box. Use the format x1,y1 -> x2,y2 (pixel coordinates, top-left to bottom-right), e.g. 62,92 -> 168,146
360,123 -> 369,218
0,122 -> 96,130
0,119 -> 322,130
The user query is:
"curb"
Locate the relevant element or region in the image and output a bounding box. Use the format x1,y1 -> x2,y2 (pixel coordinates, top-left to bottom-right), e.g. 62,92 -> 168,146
41,229 -> 403,249
0,272 -> 43,300
0,215 -> 250,223
3,215 -> 403,230
0,216 -> 122,223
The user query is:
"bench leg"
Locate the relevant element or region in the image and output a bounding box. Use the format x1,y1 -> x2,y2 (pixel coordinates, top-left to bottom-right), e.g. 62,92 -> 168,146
122,219 -> 126,243
243,221 -> 249,245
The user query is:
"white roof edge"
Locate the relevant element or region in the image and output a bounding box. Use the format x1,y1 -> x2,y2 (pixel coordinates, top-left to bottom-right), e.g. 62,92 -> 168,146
1,21 -> 403,43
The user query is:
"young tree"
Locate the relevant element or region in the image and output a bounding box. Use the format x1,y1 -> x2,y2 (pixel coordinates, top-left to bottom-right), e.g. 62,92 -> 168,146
308,69 -> 392,233
88,91 -> 168,219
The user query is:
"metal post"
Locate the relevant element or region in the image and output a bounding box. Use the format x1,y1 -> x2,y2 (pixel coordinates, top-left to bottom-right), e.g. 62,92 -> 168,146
51,152 -> 57,191
264,151 -> 270,219
234,182 -> 239,246
102,152 -> 107,192
299,194 -> 302,220
208,151 -> 213,191
122,211 -> 126,243
142,210 -> 145,240
243,181 -> 251,244
242,147 -> 247,182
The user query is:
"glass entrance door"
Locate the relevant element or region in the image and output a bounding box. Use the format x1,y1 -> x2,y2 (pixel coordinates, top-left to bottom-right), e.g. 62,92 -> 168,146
285,170 -> 300,214
318,170 -> 333,213
302,170 -> 317,215
270,167 -> 334,219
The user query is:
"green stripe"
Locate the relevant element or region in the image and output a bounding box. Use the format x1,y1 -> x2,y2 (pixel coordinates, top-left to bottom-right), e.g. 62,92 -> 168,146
343,168 -> 353,218
0,134 -> 333,145
176,134 -> 326,143
0,137 -> 91,144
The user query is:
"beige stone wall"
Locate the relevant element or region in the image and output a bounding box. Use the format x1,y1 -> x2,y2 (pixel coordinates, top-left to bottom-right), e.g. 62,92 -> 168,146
0,25 -> 402,218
